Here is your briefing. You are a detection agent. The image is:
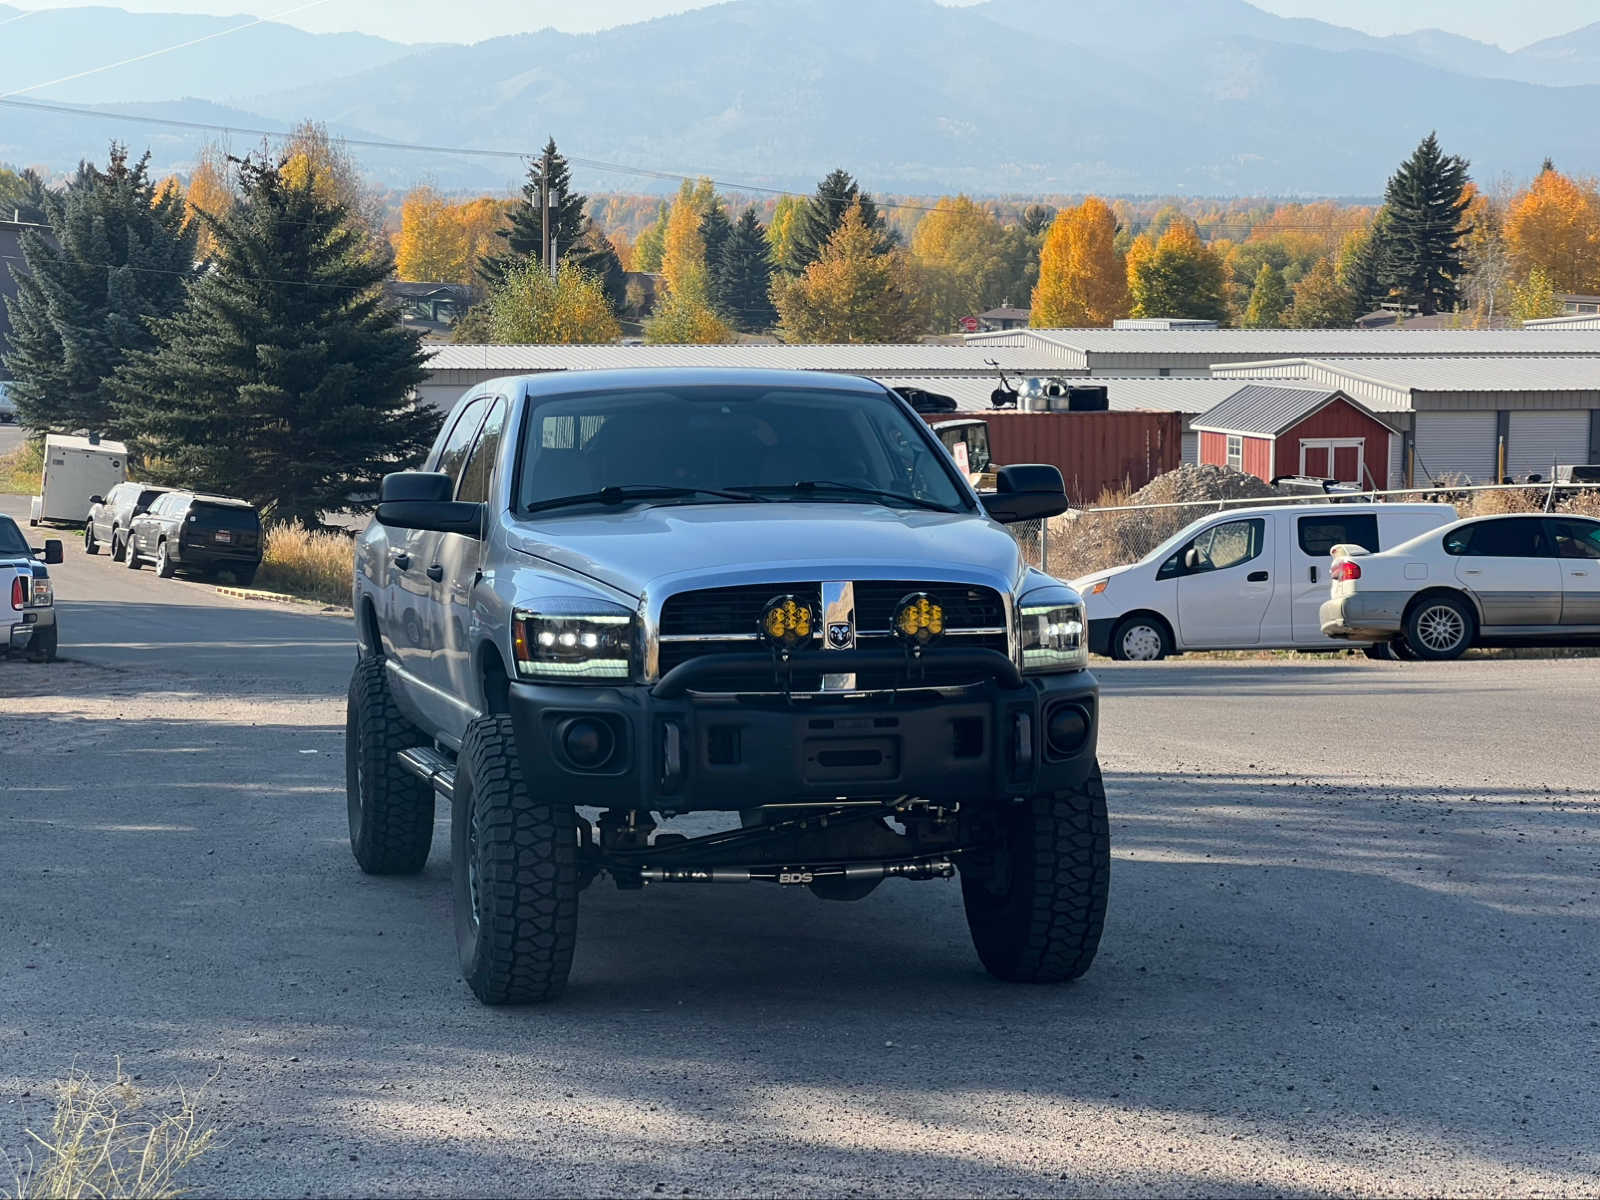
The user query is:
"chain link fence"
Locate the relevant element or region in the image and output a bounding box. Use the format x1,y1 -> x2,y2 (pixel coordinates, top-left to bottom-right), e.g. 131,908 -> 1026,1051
1010,483 -> 1600,582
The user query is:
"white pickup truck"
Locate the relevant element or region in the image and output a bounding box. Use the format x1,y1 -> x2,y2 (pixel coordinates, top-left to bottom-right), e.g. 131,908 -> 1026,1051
2,514 -> 63,662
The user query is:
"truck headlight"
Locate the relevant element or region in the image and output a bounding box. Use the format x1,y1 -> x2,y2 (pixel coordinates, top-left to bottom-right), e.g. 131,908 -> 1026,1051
1018,587 -> 1086,674
25,577 -> 52,608
512,601 -> 635,681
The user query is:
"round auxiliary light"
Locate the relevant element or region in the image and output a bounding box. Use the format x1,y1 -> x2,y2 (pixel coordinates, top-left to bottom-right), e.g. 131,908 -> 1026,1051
893,592 -> 945,646
760,594 -> 815,651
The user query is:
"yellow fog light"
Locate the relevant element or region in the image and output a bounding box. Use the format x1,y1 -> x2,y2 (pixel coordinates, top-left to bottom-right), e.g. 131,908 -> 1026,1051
893,592 -> 945,646
760,594 -> 815,650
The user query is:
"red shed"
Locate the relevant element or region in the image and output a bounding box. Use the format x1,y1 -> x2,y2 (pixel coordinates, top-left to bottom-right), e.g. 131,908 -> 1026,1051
1192,385 -> 1398,489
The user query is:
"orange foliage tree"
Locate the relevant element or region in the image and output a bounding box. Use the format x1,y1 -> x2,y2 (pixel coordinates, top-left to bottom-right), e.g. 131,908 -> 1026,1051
1030,197 -> 1128,327
1505,167 -> 1600,295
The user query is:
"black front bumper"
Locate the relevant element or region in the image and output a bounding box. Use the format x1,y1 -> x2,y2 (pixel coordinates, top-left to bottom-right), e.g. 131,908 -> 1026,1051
508,648 -> 1099,813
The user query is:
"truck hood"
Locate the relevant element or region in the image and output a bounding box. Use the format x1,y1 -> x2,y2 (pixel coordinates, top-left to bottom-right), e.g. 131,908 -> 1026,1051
504,502 -> 1024,599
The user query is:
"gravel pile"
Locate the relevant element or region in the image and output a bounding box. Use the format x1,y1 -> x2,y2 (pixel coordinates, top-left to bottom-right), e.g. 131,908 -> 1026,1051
1132,463 -> 1279,506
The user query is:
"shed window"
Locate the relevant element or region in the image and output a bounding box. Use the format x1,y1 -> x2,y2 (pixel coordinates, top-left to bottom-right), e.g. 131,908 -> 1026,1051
1226,435 -> 1243,470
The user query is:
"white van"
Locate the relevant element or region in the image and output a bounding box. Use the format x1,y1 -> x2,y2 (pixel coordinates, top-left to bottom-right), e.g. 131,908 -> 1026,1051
1071,502 -> 1457,660
28,434 -> 129,527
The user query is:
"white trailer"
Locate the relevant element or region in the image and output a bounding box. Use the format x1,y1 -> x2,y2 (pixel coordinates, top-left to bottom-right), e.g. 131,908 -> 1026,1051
28,435 -> 128,526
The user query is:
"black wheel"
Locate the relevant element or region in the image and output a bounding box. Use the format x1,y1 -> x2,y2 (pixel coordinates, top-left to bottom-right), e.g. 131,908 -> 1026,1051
453,714 -> 578,1005
124,537 -> 141,570
961,762 -> 1110,983
84,524 -> 99,555
344,657 -> 434,875
110,530 -> 126,562
1109,614 -> 1171,662
233,565 -> 259,588
155,540 -> 175,578
27,626 -> 58,664
1404,595 -> 1475,661
1391,635 -> 1418,661
1363,642 -> 1394,661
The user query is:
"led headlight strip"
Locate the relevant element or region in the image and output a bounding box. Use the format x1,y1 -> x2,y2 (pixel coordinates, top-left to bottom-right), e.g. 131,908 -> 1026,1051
512,607 -> 633,680
1019,588 -> 1087,674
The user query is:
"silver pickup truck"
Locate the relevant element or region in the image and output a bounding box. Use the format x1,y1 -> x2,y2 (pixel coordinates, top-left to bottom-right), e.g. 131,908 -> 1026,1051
350,368 -> 1108,1005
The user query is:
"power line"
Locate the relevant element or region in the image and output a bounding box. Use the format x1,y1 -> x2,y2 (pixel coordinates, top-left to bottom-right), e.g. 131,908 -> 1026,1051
1,0 -> 341,99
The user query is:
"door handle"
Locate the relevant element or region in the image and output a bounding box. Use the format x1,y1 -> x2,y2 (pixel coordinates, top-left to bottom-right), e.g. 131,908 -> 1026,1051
425,564 -> 445,582
1572,571 -> 1590,577
1247,570 -> 1269,582
1463,568 -> 1481,575
391,551 -> 411,570
1309,564 -> 1318,583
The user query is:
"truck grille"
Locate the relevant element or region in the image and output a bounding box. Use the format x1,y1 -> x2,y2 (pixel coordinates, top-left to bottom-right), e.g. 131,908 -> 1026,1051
657,581 -> 1008,691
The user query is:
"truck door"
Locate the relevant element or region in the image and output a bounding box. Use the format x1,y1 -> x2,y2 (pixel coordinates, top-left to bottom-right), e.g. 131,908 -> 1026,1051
1174,516 -> 1272,647
1290,511 -> 1379,643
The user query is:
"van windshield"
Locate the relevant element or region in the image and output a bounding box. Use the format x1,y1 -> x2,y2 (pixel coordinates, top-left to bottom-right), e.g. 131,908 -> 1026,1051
515,385 -> 970,514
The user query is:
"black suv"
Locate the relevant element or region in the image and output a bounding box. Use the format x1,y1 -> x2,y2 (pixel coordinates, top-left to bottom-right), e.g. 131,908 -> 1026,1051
126,491 -> 262,584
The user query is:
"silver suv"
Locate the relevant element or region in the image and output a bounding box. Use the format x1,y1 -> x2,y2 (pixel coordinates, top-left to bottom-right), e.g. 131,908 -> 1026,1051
350,369 -> 1108,1004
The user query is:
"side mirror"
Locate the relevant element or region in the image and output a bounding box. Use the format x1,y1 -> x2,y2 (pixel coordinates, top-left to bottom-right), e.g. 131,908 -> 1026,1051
1183,548 -> 1199,571
376,471 -> 484,538
41,539 -> 64,565
982,464 -> 1069,525
89,495 -> 104,506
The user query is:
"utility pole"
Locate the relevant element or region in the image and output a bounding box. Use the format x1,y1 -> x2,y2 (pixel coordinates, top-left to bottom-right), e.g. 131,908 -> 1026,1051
540,144 -> 553,279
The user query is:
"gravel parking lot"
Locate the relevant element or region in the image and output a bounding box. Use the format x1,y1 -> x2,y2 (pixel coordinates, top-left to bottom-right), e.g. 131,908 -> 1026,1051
3,530 -> 1599,1197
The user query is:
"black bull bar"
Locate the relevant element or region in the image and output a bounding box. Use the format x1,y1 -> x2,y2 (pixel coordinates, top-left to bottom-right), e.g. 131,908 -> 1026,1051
650,646 -> 1023,698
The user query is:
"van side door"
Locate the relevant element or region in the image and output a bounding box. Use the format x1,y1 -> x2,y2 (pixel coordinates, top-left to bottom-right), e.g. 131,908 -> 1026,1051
1290,511 -> 1379,642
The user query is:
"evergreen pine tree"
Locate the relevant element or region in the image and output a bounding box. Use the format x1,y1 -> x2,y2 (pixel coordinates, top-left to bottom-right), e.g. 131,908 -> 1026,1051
0,167 -> 53,224
1340,216 -> 1390,314
113,156 -> 433,527
3,145 -> 196,435
1242,263 -> 1290,328
717,209 -> 778,332
1376,132 -> 1471,315
700,202 -> 734,315
478,137 -> 625,312
786,169 -> 891,273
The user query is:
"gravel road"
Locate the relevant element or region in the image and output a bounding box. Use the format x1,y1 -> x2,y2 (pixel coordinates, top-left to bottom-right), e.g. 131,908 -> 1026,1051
3,527 -> 1599,1196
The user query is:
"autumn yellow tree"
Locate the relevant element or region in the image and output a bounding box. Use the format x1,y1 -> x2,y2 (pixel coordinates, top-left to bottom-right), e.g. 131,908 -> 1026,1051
184,143 -> 234,259
773,200 -> 924,343
1509,265 -> 1565,322
1126,218 -> 1228,322
646,178 -> 731,343
280,120 -> 382,245
767,194 -> 806,273
394,186 -> 470,283
1505,167 -> 1600,294
909,195 -> 1008,331
456,196 -> 513,280
484,261 -> 620,344
1030,197 -> 1128,327
643,291 -> 734,344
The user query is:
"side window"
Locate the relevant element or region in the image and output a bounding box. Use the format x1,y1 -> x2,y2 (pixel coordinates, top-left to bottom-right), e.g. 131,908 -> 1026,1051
1299,513 -> 1379,556
1461,517 -> 1551,558
455,397 -> 507,504
1226,435 -> 1243,471
432,398 -> 488,485
1188,518 -> 1266,574
1551,520 -> 1600,560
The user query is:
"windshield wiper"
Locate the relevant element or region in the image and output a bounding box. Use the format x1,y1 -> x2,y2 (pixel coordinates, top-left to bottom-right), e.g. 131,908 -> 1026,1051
524,484 -> 767,513
730,480 -> 956,513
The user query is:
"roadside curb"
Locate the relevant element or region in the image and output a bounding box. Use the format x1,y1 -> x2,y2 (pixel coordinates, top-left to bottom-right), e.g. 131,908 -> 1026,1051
214,585 -> 352,615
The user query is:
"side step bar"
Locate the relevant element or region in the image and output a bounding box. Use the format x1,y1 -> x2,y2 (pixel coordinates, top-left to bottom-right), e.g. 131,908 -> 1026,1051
397,746 -> 457,801
637,856 -> 956,886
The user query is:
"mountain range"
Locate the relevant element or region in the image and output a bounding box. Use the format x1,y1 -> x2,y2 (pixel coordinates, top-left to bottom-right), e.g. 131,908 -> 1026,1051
2,0 -> 1599,195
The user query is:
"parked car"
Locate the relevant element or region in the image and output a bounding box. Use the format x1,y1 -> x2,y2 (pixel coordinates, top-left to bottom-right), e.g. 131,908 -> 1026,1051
125,491 -> 262,583
85,482 -> 172,561
1071,502 -> 1457,660
350,368 -> 1104,1005
1321,513 -> 1600,660
28,434 -> 127,527
2,515 -> 63,662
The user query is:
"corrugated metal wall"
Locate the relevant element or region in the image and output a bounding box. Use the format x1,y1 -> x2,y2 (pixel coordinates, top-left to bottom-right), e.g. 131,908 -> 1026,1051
1507,410 -> 1593,477
1274,399 -> 1395,487
948,411 -> 1181,502
1414,411 -> 1498,482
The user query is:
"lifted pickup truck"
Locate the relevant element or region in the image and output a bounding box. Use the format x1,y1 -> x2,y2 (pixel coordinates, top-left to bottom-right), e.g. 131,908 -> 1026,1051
349,369 -> 1108,1004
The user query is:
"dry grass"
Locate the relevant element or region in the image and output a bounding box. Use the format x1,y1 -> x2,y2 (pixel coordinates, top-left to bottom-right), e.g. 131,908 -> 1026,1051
0,438 -> 43,496
6,1066 -> 218,1200
255,522 -> 355,607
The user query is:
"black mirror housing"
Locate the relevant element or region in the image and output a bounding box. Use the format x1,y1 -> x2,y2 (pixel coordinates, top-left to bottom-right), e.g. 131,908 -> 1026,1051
380,471 -> 453,504
376,474 -> 484,537
42,539 -> 64,565
982,464 -> 1069,524
89,495 -> 104,506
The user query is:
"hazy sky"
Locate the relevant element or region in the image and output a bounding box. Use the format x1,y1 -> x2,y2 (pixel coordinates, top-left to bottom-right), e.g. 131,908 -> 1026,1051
5,0 -> 1597,50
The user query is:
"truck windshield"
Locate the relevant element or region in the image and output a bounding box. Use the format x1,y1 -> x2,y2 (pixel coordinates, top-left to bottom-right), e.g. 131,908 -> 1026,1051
0,517 -> 30,558
516,386 -> 970,514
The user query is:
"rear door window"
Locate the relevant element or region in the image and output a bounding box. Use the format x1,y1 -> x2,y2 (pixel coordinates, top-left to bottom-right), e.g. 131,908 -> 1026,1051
1298,513 -> 1379,556
1550,519 -> 1600,560
1454,517 -> 1552,558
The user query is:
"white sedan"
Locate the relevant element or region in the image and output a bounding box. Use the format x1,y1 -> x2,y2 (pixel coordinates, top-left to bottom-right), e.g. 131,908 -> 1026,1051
1320,512 -> 1600,660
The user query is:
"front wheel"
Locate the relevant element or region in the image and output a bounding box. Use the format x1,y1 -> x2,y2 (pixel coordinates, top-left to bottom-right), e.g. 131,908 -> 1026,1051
27,625 -> 58,664
84,524 -> 99,555
960,764 -> 1110,983
453,714 -> 578,1005
1405,595 -> 1475,661
1110,615 -> 1171,662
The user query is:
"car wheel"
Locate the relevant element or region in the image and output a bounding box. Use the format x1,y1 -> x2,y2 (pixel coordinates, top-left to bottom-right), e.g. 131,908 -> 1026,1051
1391,635 -> 1418,661
124,537 -> 141,569
84,524 -> 99,555
1110,615 -> 1171,662
27,626 -> 58,664
155,540 -> 175,578
960,763 -> 1110,983
110,529 -> 126,562
1405,595 -> 1475,661
453,714 -> 579,1005
345,657 -> 434,875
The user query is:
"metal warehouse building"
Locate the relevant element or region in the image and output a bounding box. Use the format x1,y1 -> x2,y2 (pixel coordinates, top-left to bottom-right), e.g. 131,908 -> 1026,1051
1212,357 -> 1600,484
964,327 -> 1600,376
